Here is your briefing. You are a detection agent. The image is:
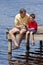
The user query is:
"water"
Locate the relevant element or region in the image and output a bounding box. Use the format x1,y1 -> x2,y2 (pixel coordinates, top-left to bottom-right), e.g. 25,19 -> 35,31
0,0 -> 43,65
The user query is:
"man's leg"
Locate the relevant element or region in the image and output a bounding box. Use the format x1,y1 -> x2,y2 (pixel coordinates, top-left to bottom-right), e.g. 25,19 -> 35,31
26,31 -> 30,43
9,27 -> 20,46
18,28 -> 26,46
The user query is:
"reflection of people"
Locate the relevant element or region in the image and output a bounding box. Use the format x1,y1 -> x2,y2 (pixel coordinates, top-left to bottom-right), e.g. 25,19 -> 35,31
26,13 -> 38,46
9,8 -> 30,49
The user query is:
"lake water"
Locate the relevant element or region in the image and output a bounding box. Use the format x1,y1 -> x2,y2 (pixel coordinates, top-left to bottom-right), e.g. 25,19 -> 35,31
0,0 -> 43,65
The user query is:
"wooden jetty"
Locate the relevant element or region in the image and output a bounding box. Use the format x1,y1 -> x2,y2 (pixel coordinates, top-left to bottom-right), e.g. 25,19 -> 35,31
6,25 -> 43,54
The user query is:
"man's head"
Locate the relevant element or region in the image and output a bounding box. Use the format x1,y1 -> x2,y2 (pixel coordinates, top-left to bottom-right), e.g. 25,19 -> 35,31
20,8 -> 26,18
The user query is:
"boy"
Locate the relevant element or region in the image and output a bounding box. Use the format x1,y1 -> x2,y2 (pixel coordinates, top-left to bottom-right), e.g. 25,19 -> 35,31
26,13 -> 38,46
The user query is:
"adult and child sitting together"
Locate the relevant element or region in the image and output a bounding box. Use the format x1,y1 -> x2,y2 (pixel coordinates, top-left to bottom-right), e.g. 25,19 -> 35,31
9,8 -> 38,49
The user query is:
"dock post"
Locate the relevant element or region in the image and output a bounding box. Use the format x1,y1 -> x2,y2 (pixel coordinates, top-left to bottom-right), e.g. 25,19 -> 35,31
40,40 -> 42,56
26,37 -> 29,62
6,31 -> 12,54
8,39 -> 12,54
8,53 -> 12,65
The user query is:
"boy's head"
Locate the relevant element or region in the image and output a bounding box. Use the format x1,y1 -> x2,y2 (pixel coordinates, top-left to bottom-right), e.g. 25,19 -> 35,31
30,13 -> 35,21
30,13 -> 35,19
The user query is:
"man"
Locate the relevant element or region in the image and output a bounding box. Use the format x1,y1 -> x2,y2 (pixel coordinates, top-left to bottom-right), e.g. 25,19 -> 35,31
9,8 -> 30,49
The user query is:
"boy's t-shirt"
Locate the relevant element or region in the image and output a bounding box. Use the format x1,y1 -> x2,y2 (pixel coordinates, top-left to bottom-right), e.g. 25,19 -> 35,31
28,20 -> 38,30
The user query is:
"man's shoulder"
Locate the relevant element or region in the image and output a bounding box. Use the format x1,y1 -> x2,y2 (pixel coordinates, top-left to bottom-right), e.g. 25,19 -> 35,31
26,13 -> 30,17
15,14 -> 20,18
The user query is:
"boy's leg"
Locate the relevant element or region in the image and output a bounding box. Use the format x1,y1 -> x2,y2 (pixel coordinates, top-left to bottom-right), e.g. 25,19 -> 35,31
30,32 -> 34,46
9,27 -> 20,47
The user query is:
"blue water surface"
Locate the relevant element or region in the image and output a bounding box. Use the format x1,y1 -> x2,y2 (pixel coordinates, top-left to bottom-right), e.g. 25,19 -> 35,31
0,0 -> 43,65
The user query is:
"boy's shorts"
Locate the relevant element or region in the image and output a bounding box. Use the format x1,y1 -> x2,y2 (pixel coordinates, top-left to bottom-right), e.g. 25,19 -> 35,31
28,29 -> 37,33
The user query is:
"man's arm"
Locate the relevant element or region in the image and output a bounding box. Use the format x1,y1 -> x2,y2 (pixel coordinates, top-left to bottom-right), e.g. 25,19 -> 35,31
14,18 -> 23,29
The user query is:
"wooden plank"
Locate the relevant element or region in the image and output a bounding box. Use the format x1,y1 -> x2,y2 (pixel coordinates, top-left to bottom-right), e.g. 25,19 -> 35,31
6,25 -> 43,41
34,34 -> 43,40
37,26 -> 43,33
16,33 -> 43,40
34,25 -> 43,40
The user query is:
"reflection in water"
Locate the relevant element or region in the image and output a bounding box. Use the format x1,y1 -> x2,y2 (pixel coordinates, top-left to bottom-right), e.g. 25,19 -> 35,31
8,41 -> 43,65
8,54 -> 43,65
8,53 -> 12,65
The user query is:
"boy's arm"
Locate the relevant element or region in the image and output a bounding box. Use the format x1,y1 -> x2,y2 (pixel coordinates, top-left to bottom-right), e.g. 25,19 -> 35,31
34,22 -> 38,30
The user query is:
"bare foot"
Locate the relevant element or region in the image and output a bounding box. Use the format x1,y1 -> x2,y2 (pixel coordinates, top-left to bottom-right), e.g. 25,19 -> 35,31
12,45 -> 19,50
32,42 -> 35,46
14,42 -> 18,47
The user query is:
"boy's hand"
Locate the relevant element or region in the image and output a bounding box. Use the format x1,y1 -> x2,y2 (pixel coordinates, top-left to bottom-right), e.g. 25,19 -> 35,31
29,28 -> 35,30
